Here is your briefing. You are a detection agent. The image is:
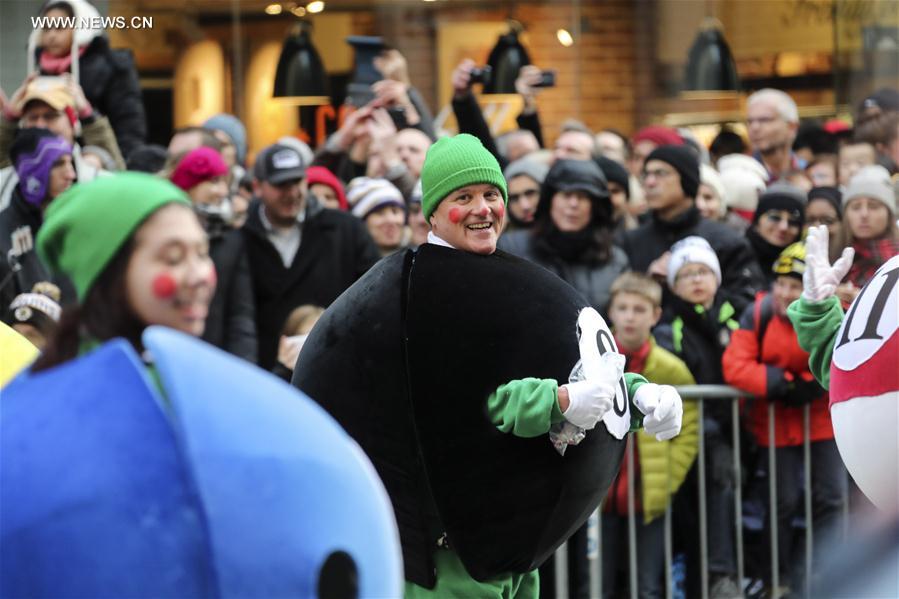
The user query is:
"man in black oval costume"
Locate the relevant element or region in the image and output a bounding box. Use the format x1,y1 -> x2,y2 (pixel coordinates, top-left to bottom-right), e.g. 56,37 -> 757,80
293,134 -> 684,596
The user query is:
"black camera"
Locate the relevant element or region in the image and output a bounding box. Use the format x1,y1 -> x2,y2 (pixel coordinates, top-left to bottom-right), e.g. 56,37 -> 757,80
469,65 -> 493,85
534,69 -> 556,88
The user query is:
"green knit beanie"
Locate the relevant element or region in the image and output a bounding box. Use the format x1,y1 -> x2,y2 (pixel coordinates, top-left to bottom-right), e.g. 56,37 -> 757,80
420,133 -> 507,221
37,172 -> 192,301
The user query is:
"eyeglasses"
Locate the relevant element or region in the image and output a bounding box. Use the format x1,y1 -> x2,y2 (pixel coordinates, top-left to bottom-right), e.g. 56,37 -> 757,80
640,168 -> 675,182
806,216 -> 837,226
746,116 -> 779,126
675,268 -> 715,282
763,211 -> 802,228
508,189 -> 539,203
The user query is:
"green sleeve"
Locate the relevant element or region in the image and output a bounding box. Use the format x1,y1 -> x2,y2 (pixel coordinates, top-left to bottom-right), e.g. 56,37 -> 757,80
487,372 -> 650,438
786,296 -> 844,389
486,377 -> 564,438
625,372 -> 649,432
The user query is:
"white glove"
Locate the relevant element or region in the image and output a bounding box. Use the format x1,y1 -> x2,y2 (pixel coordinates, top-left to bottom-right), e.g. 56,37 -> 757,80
802,225 -> 854,303
633,383 -> 683,441
562,352 -> 624,430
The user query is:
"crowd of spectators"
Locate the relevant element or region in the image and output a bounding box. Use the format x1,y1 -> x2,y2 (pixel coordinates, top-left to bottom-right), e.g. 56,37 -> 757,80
2,3 -> 899,598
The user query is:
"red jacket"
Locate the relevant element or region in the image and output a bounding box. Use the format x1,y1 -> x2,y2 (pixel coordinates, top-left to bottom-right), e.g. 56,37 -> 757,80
722,294 -> 834,447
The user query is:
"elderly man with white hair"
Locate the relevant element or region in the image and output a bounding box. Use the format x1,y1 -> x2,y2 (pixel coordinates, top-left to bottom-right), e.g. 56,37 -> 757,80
746,88 -> 804,184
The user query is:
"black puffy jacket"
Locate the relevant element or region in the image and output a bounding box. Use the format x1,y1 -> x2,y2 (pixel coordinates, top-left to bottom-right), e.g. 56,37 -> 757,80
617,206 -> 765,314
38,36 -> 147,158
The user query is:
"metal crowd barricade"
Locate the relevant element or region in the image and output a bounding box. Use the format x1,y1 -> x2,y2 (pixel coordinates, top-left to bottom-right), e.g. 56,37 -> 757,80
547,384 -> 842,599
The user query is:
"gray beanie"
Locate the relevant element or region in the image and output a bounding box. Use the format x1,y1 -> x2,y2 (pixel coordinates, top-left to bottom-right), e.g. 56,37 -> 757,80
844,165 -> 896,214
503,157 -> 549,185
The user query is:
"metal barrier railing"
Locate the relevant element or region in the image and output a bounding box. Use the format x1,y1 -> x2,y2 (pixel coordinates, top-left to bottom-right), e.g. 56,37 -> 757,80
548,385 -> 848,599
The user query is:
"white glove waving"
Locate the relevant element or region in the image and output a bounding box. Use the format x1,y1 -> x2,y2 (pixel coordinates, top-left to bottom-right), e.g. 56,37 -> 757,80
633,383 -> 683,441
562,352 -> 625,430
802,225 -> 854,303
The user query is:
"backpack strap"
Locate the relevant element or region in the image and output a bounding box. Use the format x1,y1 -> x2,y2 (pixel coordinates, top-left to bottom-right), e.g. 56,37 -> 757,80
753,293 -> 774,351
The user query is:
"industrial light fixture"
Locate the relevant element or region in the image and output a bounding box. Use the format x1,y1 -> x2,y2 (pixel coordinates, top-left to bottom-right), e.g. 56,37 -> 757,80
291,6 -> 306,17
306,1 -> 325,13
482,20 -> 531,95
684,17 -> 739,91
273,21 -> 330,105
265,3 -> 283,15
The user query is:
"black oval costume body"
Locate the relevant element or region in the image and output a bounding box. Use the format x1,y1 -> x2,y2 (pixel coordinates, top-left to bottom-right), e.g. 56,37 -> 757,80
293,243 -> 626,587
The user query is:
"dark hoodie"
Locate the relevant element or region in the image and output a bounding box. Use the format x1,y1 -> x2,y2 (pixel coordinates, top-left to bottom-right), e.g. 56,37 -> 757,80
498,159 -> 628,314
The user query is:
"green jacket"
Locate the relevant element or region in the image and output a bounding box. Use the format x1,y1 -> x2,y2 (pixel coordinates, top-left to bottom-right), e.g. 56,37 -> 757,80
635,338 -> 698,523
786,296 -> 843,389
405,372 -> 649,598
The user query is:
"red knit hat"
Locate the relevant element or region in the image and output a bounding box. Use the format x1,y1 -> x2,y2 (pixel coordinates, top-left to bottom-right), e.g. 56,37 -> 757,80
306,166 -> 348,211
631,125 -> 683,147
170,146 -> 228,191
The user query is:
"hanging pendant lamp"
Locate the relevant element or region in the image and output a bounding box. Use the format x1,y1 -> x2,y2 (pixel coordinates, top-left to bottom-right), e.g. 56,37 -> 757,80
684,18 -> 740,92
273,21 -> 330,105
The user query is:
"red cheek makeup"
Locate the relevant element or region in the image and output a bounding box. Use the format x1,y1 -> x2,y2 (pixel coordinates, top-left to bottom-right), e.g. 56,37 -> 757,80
448,206 -> 465,224
151,273 -> 177,299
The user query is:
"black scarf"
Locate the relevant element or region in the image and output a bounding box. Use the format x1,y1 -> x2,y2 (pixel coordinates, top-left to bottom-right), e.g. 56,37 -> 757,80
746,227 -> 788,281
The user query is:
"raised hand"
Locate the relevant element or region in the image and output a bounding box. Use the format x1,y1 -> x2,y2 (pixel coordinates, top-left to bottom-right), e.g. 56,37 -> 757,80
802,225 -> 854,302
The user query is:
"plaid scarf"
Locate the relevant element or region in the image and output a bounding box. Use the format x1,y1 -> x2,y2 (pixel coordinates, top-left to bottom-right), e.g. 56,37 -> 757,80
849,238 -> 899,288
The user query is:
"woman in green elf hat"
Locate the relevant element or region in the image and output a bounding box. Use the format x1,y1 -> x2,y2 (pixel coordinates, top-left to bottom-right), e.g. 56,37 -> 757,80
33,171 -> 216,370
294,133 -> 685,597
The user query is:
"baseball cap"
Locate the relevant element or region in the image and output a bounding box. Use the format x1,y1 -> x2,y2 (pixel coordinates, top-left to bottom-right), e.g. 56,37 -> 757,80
860,88 -> 899,115
17,77 -> 75,113
253,144 -> 306,185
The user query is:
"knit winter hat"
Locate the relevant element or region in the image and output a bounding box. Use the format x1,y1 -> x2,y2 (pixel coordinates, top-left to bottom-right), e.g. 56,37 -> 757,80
667,235 -> 722,289
807,186 -> 842,219
632,125 -> 683,147
204,113 -> 247,165
717,153 -> 768,214
421,134 -> 507,221
306,166 -> 348,211
595,156 -> 630,198
645,145 -> 701,199
699,164 -> 727,217
754,183 -> 807,224
6,282 -> 62,339
347,177 -> 405,220
843,165 -> 896,214
772,242 -> 806,280
37,172 -> 191,300
170,146 -> 228,192
503,157 -> 549,186
10,128 -> 72,207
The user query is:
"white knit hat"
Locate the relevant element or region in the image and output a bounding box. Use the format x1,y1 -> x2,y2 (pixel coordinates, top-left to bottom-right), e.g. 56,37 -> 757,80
699,164 -> 727,217
717,154 -> 767,213
843,165 -> 896,214
347,177 -> 405,220
667,236 -> 722,289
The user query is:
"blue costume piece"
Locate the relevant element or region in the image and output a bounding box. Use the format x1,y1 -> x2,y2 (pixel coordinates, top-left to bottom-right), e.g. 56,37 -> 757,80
1,326 -> 402,598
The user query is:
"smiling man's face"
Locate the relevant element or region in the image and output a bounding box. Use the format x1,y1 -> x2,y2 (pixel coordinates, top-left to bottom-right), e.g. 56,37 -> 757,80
429,183 -> 506,255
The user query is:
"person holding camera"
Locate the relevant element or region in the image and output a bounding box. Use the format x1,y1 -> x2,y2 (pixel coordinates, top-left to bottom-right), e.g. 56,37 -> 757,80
451,59 -> 547,169
312,104 -> 422,202
170,145 -> 257,363
371,48 -> 437,141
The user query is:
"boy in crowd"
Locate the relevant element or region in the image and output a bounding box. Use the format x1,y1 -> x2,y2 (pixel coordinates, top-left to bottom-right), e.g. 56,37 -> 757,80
654,236 -> 742,598
723,242 -> 844,596
602,273 -> 699,598
838,140 -> 877,188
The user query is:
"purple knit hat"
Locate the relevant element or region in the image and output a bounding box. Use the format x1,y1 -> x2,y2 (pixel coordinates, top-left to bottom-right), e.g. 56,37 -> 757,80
10,128 -> 73,206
